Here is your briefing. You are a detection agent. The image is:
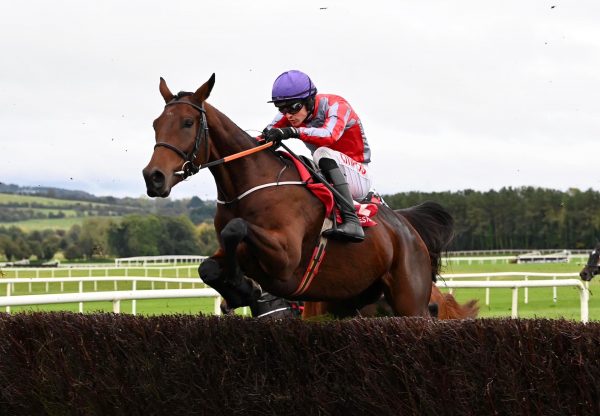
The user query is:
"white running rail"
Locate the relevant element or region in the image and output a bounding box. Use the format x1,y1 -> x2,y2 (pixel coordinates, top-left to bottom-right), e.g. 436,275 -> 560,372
436,279 -> 590,323
0,288 -> 222,315
440,272 -> 581,305
0,276 -> 216,315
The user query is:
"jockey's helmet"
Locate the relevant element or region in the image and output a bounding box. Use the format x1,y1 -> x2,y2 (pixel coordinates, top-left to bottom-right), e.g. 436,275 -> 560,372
269,70 -> 317,103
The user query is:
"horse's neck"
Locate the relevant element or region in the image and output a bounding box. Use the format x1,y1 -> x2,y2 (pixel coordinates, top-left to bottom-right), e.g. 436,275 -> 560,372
205,104 -> 283,201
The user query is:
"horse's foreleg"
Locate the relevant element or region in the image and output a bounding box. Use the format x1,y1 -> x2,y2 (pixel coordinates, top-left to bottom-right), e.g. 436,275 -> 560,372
199,255 -> 261,310
198,218 -> 261,309
221,218 -> 303,318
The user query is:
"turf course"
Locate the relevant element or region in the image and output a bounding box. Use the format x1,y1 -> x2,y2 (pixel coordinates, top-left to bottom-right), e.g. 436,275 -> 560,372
0,259 -> 597,320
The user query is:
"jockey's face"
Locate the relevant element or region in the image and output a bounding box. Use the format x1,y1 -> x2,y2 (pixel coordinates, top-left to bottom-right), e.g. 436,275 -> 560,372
285,105 -> 308,127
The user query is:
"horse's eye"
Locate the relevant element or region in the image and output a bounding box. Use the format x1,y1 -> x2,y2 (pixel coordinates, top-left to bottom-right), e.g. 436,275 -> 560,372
183,119 -> 194,128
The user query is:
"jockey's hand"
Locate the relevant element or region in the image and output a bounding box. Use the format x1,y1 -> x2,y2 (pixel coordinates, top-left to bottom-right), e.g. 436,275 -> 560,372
263,127 -> 299,145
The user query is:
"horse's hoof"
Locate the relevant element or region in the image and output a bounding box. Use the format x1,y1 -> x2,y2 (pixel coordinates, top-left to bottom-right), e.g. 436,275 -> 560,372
198,259 -> 221,283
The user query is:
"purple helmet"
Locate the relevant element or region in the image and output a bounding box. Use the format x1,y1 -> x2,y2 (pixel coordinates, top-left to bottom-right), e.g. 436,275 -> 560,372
269,70 -> 317,103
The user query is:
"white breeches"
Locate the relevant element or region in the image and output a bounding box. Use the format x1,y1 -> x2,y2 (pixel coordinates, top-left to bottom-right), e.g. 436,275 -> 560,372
312,147 -> 373,200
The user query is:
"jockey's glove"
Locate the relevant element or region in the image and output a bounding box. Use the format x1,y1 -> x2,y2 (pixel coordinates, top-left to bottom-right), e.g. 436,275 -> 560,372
263,127 -> 299,144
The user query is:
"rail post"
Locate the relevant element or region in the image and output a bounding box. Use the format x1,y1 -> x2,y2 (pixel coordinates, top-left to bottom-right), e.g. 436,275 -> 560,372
6,282 -> 11,313
132,280 -> 137,315
79,280 -> 83,313
580,282 -> 589,324
214,295 -> 222,315
511,287 -> 519,318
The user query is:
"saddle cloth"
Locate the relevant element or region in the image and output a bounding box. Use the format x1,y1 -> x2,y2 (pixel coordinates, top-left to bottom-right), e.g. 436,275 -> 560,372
279,152 -> 379,227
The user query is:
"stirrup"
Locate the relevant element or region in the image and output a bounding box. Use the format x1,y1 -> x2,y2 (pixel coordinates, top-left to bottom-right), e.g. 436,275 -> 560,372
322,222 -> 365,242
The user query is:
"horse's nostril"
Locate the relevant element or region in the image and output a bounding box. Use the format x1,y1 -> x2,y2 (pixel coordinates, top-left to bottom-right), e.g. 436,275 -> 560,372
143,168 -> 166,194
150,171 -> 165,187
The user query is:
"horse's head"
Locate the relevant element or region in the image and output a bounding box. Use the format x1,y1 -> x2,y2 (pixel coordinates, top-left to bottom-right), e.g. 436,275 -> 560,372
142,74 -> 216,197
580,244 -> 600,281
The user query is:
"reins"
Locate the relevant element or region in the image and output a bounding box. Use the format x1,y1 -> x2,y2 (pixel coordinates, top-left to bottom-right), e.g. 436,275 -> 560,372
153,99 -> 351,209
154,98 -> 276,179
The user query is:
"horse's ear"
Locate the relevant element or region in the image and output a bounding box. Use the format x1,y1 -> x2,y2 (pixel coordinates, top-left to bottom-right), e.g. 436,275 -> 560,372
159,77 -> 174,103
192,73 -> 216,103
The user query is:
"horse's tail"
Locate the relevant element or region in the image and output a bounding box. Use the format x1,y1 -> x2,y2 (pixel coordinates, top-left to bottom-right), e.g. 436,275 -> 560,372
430,284 -> 479,319
394,201 -> 454,279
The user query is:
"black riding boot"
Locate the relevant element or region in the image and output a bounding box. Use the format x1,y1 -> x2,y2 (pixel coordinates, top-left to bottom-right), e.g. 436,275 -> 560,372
319,158 -> 365,242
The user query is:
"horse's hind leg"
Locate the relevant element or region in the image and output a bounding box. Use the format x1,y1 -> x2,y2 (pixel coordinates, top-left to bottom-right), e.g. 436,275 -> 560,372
385,247 -> 433,317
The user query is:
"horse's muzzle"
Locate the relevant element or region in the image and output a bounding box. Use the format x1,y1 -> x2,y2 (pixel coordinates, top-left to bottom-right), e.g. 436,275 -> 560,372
142,167 -> 170,197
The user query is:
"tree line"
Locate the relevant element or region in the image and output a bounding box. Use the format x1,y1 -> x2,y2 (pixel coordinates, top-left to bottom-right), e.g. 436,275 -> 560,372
0,216 -> 219,262
1,186 -> 599,262
385,187 -> 600,250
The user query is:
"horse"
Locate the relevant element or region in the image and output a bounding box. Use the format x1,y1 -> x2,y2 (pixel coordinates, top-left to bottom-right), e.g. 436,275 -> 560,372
580,243 -> 600,281
302,284 -> 479,320
142,74 -> 460,318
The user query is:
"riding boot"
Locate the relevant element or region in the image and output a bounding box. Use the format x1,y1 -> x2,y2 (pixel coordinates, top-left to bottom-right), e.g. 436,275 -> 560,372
319,158 -> 365,242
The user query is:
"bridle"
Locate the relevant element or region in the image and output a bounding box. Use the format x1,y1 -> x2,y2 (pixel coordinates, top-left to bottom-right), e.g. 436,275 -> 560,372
154,98 -> 209,179
153,97 -> 278,183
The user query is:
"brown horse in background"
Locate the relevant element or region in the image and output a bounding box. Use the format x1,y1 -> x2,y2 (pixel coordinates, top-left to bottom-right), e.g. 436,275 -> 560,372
142,74 -> 470,318
302,284 -> 479,319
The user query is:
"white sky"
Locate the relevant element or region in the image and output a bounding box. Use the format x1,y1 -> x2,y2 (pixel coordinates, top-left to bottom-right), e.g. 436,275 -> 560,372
1,0 -> 599,200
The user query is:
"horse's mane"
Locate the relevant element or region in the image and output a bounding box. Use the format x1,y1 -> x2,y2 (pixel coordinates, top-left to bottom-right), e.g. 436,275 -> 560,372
395,201 -> 454,280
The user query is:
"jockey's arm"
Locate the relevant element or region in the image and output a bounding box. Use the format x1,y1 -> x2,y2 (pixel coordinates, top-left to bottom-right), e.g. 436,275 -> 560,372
257,113 -> 289,141
297,101 -> 349,147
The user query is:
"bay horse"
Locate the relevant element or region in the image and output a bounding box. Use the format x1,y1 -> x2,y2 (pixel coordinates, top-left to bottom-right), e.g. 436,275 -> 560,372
580,243 -> 600,281
142,74 -> 460,317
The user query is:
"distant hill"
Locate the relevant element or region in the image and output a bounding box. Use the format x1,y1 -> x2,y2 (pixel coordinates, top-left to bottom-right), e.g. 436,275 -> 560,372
0,182 -> 217,230
0,182 -> 99,202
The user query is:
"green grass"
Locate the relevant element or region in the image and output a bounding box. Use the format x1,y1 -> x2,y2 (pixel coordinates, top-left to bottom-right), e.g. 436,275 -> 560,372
0,193 -> 111,207
1,272 -> 220,315
0,192 -> 126,231
0,216 -> 122,231
0,261 -> 597,320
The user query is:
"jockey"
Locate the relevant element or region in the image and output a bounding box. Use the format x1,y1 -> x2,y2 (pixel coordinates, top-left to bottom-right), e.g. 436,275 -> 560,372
262,70 -> 373,243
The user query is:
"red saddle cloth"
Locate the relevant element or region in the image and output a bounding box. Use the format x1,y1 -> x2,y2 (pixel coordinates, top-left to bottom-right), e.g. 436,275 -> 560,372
280,152 -> 378,227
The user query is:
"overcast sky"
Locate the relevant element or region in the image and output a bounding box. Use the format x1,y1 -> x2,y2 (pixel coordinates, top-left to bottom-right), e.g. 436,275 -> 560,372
1,0 -> 599,200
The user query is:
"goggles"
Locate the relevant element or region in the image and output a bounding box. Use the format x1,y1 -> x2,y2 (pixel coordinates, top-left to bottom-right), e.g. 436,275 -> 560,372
276,101 -> 304,115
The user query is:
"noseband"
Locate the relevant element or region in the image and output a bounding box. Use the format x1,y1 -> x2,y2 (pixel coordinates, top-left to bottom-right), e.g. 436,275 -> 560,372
154,98 -> 209,179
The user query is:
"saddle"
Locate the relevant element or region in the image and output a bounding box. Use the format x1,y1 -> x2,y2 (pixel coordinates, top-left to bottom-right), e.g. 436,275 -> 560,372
279,151 -> 379,227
